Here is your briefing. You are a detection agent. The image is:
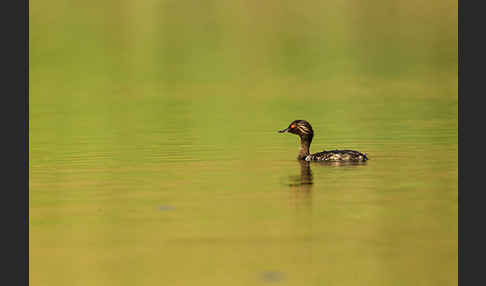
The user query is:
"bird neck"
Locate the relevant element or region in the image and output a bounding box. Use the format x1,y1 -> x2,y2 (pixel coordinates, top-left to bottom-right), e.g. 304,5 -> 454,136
298,136 -> 312,160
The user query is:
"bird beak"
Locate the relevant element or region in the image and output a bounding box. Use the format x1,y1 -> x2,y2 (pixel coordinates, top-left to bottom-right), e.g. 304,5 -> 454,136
278,127 -> 290,133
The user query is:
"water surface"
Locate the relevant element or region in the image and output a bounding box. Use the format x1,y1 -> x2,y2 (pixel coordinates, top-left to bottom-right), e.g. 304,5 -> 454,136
30,80 -> 457,285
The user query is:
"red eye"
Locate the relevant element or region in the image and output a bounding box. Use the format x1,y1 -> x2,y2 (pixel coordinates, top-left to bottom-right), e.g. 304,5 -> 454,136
290,124 -> 295,129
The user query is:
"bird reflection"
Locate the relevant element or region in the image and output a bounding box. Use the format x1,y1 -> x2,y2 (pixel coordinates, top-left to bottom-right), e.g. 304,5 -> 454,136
287,160 -> 367,209
288,160 -> 314,266
288,160 -> 313,188
286,160 -> 368,267
288,160 -> 313,209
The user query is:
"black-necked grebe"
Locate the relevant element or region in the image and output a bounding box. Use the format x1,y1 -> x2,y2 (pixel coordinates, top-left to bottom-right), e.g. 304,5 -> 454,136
278,120 -> 368,162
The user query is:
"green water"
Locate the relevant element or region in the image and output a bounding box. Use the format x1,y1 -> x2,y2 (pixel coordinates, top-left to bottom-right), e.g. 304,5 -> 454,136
30,1 -> 457,285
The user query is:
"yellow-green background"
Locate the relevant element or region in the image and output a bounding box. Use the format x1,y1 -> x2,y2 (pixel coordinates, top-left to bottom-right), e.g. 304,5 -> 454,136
30,1 -> 457,285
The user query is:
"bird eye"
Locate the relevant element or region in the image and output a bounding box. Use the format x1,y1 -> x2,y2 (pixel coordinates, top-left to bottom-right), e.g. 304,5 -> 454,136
290,124 -> 295,129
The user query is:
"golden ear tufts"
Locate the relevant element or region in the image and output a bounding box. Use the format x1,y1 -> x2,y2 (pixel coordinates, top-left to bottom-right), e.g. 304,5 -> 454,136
297,125 -> 310,134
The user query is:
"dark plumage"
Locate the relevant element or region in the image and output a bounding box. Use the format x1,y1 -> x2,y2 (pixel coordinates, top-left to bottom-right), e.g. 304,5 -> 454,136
278,120 -> 368,162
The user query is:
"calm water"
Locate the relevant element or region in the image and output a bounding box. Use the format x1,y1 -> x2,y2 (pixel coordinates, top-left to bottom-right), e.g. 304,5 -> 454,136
29,79 -> 457,286
30,1 -> 457,285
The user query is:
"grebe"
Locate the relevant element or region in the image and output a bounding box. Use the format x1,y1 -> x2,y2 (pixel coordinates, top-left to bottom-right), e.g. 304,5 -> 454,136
278,120 -> 368,162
